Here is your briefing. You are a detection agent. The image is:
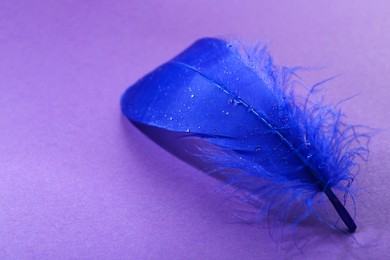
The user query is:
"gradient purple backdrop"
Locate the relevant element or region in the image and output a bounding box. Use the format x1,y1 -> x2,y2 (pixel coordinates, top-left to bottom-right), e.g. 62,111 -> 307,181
1,0 -> 389,259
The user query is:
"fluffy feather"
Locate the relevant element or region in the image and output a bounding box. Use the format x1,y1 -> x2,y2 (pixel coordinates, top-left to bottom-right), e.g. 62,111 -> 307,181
121,38 -> 369,233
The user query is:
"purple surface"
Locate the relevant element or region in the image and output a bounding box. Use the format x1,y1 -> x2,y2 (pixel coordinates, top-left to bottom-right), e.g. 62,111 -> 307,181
0,0 -> 389,259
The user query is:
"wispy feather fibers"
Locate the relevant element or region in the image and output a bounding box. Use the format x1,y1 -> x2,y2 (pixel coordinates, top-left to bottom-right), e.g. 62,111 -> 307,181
121,38 -> 369,233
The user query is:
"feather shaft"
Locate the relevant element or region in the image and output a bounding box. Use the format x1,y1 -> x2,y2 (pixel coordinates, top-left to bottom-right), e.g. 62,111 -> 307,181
324,187 -> 356,232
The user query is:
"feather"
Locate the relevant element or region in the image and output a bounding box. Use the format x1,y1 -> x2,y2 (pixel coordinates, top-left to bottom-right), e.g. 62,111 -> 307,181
121,38 -> 369,233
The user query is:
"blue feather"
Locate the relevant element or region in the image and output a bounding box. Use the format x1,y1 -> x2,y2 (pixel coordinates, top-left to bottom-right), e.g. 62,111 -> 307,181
121,38 -> 369,233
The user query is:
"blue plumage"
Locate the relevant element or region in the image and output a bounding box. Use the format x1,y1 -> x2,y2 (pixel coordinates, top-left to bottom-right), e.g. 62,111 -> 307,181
121,38 -> 368,233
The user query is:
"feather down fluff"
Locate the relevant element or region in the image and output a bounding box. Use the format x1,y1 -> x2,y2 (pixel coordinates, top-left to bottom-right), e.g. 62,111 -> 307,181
121,38 -> 369,233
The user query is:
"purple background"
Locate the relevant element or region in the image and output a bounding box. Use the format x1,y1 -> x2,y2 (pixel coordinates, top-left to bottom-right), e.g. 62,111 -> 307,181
1,0 -> 389,259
